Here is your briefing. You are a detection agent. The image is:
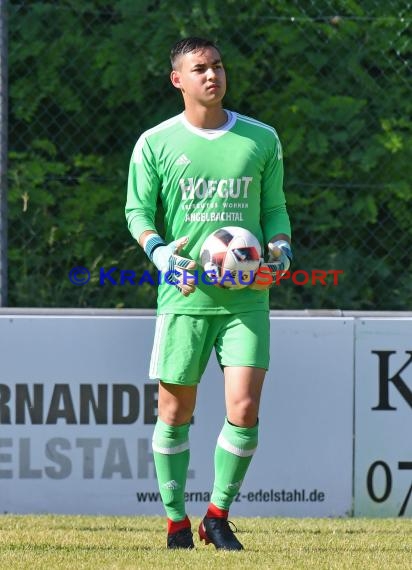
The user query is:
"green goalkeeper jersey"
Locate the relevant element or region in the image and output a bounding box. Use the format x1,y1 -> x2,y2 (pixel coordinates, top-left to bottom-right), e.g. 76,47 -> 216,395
126,110 -> 291,315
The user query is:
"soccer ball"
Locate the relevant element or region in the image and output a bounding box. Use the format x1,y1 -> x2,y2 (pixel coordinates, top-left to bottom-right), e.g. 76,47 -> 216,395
199,226 -> 262,289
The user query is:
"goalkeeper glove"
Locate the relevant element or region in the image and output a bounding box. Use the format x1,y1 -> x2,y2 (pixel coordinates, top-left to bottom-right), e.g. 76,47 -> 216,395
143,234 -> 197,296
251,239 -> 293,289
265,239 -> 292,274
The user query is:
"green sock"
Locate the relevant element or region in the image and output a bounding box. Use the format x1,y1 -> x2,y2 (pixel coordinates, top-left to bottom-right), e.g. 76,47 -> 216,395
152,418 -> 190,522
211,418 -> 258,510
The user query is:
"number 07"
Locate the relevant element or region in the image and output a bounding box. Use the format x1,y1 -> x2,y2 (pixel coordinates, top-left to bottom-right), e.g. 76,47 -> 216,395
366,460 -> 412,516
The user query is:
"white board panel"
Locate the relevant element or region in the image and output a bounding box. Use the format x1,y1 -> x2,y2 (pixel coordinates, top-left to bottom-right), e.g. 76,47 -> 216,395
0,315 -> 354,517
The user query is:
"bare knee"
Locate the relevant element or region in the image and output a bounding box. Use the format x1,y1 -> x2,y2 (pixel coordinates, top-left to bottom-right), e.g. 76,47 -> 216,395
158,382 -> 197,426
159,403 -> 194,426
227,396 -> 259,428
224,366 -> 265,428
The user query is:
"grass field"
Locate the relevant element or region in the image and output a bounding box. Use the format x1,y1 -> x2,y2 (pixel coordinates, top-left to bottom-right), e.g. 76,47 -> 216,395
0,515 -> 411,569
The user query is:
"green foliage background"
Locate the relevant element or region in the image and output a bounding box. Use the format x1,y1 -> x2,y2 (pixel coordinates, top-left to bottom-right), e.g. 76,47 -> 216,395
7,0 -> 412,309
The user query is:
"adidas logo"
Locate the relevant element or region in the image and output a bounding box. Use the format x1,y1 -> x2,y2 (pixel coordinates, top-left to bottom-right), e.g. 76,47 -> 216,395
163,479 -> 180,490
175,154 -> 191,166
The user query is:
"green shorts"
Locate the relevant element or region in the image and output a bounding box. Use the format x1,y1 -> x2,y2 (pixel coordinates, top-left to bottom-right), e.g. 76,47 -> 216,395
149,311 -> 270,385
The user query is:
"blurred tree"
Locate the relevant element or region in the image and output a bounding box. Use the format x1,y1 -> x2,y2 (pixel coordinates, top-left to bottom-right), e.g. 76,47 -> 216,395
7,0 -> 412,308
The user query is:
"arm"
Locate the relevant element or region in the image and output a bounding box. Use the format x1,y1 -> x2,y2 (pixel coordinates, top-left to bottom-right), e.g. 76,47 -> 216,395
125,137 -> 196,296
125,137 -> 159,243
138,230 -> 157,249
260,135 -> 291,243
251,134 -> 292,290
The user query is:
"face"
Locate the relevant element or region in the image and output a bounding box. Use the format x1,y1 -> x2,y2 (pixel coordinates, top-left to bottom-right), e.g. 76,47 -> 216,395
170,46 -> 227,107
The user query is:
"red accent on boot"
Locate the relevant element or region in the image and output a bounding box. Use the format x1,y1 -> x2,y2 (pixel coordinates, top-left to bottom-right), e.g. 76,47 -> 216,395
198,520 -> 210,544
206,503 -> 229,519
167,515 -> 191,534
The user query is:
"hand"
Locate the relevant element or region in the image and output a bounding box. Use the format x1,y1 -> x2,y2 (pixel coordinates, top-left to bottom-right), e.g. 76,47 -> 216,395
146,235 -> 197,296
250,240 -> 292,290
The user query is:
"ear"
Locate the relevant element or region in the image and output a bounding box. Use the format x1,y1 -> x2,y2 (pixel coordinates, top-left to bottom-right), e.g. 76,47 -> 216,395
170,70 -> 182,89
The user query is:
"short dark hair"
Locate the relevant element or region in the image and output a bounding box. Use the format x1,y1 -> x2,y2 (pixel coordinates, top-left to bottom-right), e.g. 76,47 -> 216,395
170,37 -> 221,69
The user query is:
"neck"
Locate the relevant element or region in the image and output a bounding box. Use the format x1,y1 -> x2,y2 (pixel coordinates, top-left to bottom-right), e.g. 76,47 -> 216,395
183,106 -> 227,129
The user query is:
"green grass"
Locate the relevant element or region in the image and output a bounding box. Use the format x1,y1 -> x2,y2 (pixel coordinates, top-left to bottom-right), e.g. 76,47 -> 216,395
0,515 -> 411,569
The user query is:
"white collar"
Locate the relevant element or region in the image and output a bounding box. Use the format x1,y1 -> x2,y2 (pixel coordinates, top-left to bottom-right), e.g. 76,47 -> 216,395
181,110 -> 236,140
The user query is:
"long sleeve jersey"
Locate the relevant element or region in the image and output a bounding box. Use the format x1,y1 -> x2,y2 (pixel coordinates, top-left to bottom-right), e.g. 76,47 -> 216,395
126,110 -> 291,314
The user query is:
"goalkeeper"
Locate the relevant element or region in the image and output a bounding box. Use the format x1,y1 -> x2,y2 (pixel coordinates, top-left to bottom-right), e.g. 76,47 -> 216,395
125,36 -> 292,551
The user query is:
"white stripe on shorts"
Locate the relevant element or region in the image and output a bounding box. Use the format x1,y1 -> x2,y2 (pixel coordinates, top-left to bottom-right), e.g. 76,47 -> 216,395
217,433 -> 256,457
149,314 -> 166,379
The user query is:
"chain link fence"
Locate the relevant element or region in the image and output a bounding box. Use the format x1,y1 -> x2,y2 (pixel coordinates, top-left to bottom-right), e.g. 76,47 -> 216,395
4,0 -> 412,309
